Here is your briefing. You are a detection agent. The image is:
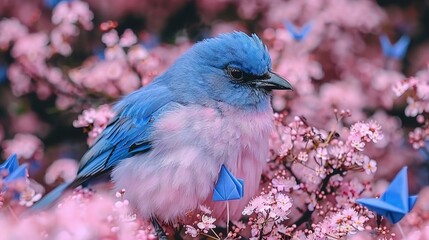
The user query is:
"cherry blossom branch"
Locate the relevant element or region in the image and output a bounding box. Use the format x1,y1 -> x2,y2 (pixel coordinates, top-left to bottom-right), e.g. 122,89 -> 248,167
292,168 -> 343,228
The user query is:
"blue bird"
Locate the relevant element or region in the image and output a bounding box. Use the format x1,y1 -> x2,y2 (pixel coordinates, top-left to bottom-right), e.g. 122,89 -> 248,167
31,32 -> 292,236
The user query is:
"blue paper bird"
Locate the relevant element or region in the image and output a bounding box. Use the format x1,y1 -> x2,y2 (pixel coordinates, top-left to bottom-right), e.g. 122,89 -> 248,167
356,166 -> 418,224
379,35 -> 410,60
4,165 -> 28,183
0,64 -> 7,84
43,0 -> 71,9
284,21 -> 312,42
0,154 -> 19,174
1,154 -> 28,193
213,165 -> 244,201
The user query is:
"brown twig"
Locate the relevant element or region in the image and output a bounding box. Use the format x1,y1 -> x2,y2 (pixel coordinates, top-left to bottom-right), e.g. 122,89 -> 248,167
291,168 -> 343,228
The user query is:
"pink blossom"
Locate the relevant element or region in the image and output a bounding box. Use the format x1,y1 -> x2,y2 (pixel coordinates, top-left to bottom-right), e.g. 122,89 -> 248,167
2,133 -> 44,162
7,64 -> 31,96
315,147 -> 328,164
242,195 -> 272,215
44,159 -> 78,185
127,45 -> 149,65
405,97 -> 424,117
315,166 -> 326,178
185,225 -> 198,237
198,205 -> 212,215
104,45 -> 127,60
392,79 -> 411,97
275,193 -> 292,212
362,158 -> 377,174
313,207 -> 368,238
2,189 -> 156,240
102,30 -> 119,47
348,121 -> 383,151
409,128 -> 426,149
50,23 -> 79,56
119,29 -> 138,47
0,18 -> 28,50
272,177 -> 296,192
197,215 -> 216,232
117,72 -> 141,94
73,105 -> 114,146
52,0 -> 94,30
297,151 -> 308,162
19,188 -> 42,207
11,33 -> 50,60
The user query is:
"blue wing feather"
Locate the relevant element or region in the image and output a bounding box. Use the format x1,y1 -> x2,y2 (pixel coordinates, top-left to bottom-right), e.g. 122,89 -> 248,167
77,84 -> 175,179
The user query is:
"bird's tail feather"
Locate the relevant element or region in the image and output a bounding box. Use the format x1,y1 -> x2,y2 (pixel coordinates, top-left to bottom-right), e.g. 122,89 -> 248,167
29,182 -> 71,212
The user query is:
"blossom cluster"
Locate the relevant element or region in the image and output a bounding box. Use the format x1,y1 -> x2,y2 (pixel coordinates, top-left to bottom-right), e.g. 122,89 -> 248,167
1,0 -> 188,111
260,114 -> 379,239
0,187 -> 157,239
393,67 -> 429,149
72,104 -> 114,146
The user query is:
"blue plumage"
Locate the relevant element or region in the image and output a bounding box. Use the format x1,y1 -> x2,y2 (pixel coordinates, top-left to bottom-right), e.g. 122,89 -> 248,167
32,84 -> 174,210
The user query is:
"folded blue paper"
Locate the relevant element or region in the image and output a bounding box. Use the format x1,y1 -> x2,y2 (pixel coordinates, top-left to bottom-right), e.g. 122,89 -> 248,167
5,165 -> 28,183
213,165 -> 244,201
0,154 -> 28,183
0,154 -> 19,174
284,21 -> 312,42
356,166 -> 418,224
380,35 -> 410,60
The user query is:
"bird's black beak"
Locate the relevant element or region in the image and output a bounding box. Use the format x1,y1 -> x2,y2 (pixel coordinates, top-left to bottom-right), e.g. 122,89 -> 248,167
254,71 -> 293,90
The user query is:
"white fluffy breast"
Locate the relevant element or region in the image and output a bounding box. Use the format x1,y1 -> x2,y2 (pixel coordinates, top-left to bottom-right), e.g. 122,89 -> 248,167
111,103 -> 273,222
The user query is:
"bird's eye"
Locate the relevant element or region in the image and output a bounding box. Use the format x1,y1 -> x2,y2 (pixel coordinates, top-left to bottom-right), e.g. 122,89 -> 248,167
227,67 -> 244,81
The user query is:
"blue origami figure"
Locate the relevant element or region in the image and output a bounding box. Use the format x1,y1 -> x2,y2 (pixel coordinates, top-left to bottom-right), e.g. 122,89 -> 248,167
213,165 -> 244,201
4,165 -> 28,183
0,154 -> 28,192
284,21 -> 312,42
0,64 -> 7,84
356,166 -> 418,224
379,35 -> 410,60
0,154 -> 19,174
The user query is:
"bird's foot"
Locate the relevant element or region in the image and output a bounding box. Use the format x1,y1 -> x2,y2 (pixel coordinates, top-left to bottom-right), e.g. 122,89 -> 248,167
150,217 -> 168,240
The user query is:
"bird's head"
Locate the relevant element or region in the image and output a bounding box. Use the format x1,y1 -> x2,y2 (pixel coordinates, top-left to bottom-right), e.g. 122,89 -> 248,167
164,31 -> 292,110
